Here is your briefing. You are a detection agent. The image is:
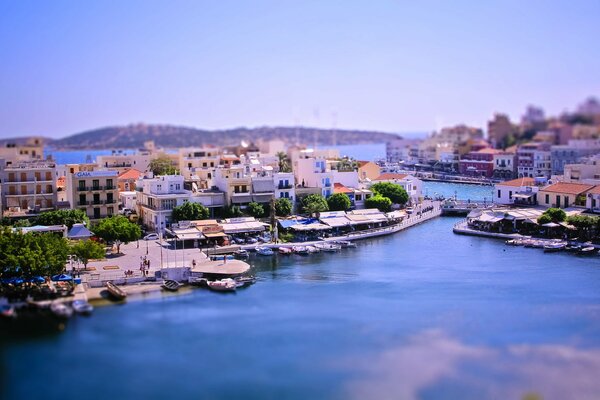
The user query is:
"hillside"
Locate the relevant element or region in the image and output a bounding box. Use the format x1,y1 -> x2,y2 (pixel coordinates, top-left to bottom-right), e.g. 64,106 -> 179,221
47,124 -> 400,150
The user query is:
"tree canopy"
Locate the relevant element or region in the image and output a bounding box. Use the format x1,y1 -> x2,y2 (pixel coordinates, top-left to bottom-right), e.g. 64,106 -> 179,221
92,215 -> 141,253
274,198 -> 293,217
537,208 -> 567,224
276,151 -> 292,173
301,194 -> 329,216
70,240 -> 105,269
0,227 -> 69,281
327,193 -> 352,211
35,209 -> 90,229
148,156 -> 177,175
370,182 -> 409,205
246,202 -> 265,218
365,195 -> 392,212
172,201 -> 209,222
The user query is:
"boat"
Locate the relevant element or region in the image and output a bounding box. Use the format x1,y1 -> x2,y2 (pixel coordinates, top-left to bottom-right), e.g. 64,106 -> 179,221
292,246 -> 309,255
255,247 -> 274,256
106,281 -> 127,300
162,280 -> 182,292
565,243 -> 582,252
207,279 -> 237,292
306,245 -> 320,253
235,276 -> 256,288
0,305 -> 16,319
334,240 -> 356,248
578,246 -> 598,256
72,300 -> 94,315
543,243 -> 565,253
278,247 -> 293,255
234,249 -> 249,259
316,243 -> 341,252
50,302 -> 73,319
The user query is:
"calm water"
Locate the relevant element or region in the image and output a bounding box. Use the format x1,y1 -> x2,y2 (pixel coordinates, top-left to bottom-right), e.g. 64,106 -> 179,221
423,182 -> 495,202
3,215 -> 600,400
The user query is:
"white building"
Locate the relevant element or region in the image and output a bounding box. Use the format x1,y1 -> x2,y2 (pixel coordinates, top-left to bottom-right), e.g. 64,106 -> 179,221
294,158 -> 334,198
369,173 -> 422,204
66,170 -> 119,220
0,159 -> 57,215
494,177 -> 539,205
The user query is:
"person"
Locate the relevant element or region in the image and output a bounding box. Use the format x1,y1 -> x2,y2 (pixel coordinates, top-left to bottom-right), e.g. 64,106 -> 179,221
146,260 -> 151,275
192,259 -> 197,267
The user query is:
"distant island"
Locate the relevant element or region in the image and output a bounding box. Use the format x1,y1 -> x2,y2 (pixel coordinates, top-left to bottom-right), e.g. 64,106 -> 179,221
0,124 -> 404,150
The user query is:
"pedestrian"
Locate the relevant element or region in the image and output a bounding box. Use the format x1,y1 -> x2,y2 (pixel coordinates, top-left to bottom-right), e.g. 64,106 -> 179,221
147,260 -> 151,274
192,259 -> 197,267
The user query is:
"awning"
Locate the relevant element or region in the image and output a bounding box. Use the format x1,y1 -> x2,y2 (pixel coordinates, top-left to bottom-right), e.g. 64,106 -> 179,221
542,222 -> 560,228
513,193 -> 535,199
252,193 -> 274,203
290,223 -> 331,231
479,213 -> 503,223
204,232 -> 227,238
320,216 -> 352,228
231,193 -> 252,204
221,221 -> 266,234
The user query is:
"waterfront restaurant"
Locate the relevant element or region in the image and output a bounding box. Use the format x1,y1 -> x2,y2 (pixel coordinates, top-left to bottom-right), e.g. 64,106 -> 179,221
220,217 -> 268,236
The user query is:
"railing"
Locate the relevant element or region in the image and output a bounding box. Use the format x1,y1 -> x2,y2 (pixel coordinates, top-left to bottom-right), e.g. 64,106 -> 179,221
77,186 -> 117,191
5,190 -> 54,196
78,199 -> 118,206
278,184 -> 293,189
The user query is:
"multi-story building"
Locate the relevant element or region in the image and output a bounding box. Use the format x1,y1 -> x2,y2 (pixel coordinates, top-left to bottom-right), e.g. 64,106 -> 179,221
212,166 -> 253,207
517,142 -> 551,178
178,147 -> 221,184
494,177 -> 539,205
274,172 -> 295,204
370,173 -> 422,204
96,141 -> 178,173
357,161 -> 381,181
117,168 -> 143,192
563,155 -> 600,185
551,140 -> 600,175
385,139 -> 421,164
0,160 -> 57,214
66,170 -> 119,220
294,158 -> 333,198
0,137 -> 45,164
492,150 -> 516,179
459,150 -> 495,178
136,175 -> 225,232
487,113 -> 515,149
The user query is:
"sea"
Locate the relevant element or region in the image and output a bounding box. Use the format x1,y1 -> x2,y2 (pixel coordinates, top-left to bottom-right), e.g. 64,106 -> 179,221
3,182 -> 600,399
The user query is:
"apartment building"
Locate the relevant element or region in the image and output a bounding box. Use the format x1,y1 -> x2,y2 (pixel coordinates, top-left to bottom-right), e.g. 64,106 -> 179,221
517,142 -> 551,178
0,160 -> 57,214
178,147 -> 221,183
550,140 -> 600,175
66,170 -> 119,220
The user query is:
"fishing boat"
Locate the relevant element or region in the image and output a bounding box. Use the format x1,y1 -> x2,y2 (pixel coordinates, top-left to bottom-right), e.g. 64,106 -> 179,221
234,249 -> 249,259
278,247 -> 293,255
72,300 -> 94,315
306,245 -> 320,253
316,243 -> 341,252
255,246 -> 274,256
50,302 -> 73,319
578,246 -> 598,256
207,279 -> 237,292
292,246 -> 309,255
162,280 -> 182,292
235,276 -> 256,288
106,281 -> 127,300
543,242 -> 565,253
334,240 -> 356,248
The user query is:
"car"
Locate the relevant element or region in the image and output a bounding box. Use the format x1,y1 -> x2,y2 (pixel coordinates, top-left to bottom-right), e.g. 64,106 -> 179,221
143,233 -> 159,241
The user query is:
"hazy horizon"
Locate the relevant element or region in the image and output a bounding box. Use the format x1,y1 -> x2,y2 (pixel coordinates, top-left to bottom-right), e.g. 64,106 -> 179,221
1,0 -> 599,139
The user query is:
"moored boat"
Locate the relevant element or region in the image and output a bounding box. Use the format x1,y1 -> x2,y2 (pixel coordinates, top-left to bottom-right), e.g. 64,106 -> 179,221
306,245 -> 320,253
292,246 -> 309,255
234,249 -> 249,259
316,243 -> 341,252
235,276 -> 256,288
0,305 -> 17,319
162,279 -> 182,292
255,246 -> 274,256
578,246 -> 598,256
50,302 -> 73,319
72,300 -> 94,315
278,247 -> 293,255
334,240 -> 356,248
106,281 -> 127,300
207,279 -> 237,292
543,243 -> 565,253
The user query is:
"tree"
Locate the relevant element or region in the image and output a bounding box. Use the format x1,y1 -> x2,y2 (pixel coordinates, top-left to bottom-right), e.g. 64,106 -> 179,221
327,193 -> 352,211
70,240 -> 105,270
274,198 -> 293,217
365,195 -> 392,212
246,202 -> 265,218
301,194 -> 329,216
537,208 -> 567,224
35,209 -> 90,228
370,182 -> 409,205
567,215 -> 598,240
148,156 -> 177,175
92,216 -> 141,253
0,227 -> 69,282
336,157 -> 358,172
172,201 -> 209,222
276,151 -> 292,173
221,205 -> 243,218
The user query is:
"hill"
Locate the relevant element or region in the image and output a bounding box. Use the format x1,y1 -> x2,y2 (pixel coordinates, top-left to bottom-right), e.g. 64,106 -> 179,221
48,124 -> 401,150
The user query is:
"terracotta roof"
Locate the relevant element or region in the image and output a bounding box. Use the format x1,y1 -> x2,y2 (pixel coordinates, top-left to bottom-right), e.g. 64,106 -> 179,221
496,177 -> 535,187
540,182 -> 594,195
588,186 -> 600,195
374,173 -> 407,181
118,168 -> 143,180
357,161 -> 372,167
333,183 -> 353,194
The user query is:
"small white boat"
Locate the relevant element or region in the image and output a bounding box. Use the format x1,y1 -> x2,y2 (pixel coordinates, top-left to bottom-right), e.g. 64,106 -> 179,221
255,246 -> 274,256
207,279 -> 237,292
292,246 -> 309,255
72,300 -> 94,315
278,247 -> 293,255
50,302 -> 73,319
579,246 -> 598,256
234,249 -> 249,259
334,240 -> 356,248
543,243 -> 565,253
162,280 -> 182,292
106,281 -> 127,300
306,245 -> 320,253
235,276 -> 256,288
316,243 -> 341,252
0,305 -> 16,319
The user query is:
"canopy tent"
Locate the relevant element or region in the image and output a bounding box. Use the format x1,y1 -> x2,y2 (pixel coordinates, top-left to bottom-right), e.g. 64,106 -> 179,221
290,223 -> 331,231
512,193 -> 535,199
221,221 -> 266,234
320,216 -> 353,228
542,222 -> 561,228
67,223 -> 93,240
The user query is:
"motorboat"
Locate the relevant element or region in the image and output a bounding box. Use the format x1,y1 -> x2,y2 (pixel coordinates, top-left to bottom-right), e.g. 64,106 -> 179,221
245,237 -> 258,244
578,246 -> 598,256
162,280 -> 182,292
50,302 -> 73,319
292,246 -> 309,255
315,243 -> 341,252
207,279 -> 237,292
565,243 -> 582,252
278,247 -> 293,255
72,300 -> 94,315
235,276 -> 256,288
306,245 -> 320,253
234,249 -> 249,259
334,240 -> 356,248
106,281 -> 127,300
255,247 -> 274,256
543,243 -> 565,253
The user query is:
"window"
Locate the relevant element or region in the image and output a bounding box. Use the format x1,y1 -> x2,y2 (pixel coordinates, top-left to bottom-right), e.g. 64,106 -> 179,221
106,179 -> 113,189
107,193 -> 114,204
107,207 -> 114,216
92,179 -> 100,190
545,194 -> 549,204
79,194 -> 86,206
93,194 -> 100,204
94,208 -> 101,219
497,190 -> 501,198
509,191 -> 512,199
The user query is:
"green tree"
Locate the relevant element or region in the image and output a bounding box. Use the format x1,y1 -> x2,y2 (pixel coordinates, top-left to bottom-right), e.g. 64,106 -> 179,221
35,209 -> 90,228
365,195 -> 392,212
301,194 -> 329,216
148,156 -> 177,175
70,240 -> 105,270
567,215 -> 598,240
222,205 -> 243,218
276,151 -> 292,173
92,215 -> 141,253
274,198 -> 293,217
370,182 -> 409,205
327,193 -> 352,211
537,208 -> 567,224
246,202 -> 265,218
172,201 -> 209,222
0,227 -> 69,282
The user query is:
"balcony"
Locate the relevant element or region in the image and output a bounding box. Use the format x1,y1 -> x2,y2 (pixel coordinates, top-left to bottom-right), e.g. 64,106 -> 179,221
278,183 -> 293,189
77,185 -> 117,191
77,199 -> 117,206
5,190 -> 54,196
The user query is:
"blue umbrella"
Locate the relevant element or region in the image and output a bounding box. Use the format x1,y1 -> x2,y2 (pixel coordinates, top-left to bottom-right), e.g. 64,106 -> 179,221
51,274 -> 73,282
27,276 -> 46,284
1,277 -> 24,285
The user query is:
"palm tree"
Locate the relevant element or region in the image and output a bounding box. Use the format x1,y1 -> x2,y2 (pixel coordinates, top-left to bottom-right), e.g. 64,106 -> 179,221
276,151 -> 292,172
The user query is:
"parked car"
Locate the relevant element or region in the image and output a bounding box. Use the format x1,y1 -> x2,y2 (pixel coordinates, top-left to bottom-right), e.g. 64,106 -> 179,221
143,233 -> 159,241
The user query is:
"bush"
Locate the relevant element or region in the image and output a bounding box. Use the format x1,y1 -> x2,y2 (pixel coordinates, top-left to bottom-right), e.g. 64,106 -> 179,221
370,182 -> 409,205
537,208 -> 566,224
327,193 -> 352,211
365,195 -> 392,212
274,198 -> 293,217
301,194 -> 329,216
35,209 -> 89,229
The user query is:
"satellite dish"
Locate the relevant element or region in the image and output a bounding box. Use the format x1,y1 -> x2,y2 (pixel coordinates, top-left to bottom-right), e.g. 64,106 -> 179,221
240,140 -> 249,148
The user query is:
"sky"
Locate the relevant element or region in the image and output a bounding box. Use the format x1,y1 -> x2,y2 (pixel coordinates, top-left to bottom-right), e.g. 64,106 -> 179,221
0,0 -> 599,139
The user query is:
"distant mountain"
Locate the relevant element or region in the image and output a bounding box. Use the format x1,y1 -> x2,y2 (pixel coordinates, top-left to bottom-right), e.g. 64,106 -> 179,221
46,124 -> 402,150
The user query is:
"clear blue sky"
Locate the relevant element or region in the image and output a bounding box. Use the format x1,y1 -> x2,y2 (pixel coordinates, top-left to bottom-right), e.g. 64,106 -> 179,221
1,0 -> 599,138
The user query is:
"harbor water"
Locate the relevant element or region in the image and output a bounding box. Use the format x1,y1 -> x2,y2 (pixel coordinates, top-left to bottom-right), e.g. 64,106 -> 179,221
3,213 -> 600,399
